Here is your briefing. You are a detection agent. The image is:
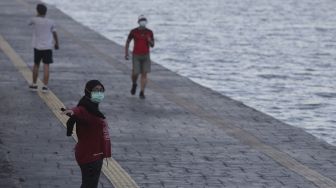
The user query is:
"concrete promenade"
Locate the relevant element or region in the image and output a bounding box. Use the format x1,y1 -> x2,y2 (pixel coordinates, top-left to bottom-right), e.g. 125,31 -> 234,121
1,0 -> 336,187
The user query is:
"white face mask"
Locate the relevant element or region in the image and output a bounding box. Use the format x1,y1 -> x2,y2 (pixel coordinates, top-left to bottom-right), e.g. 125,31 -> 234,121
139,20 -> 147,27
90,91 -> 105,103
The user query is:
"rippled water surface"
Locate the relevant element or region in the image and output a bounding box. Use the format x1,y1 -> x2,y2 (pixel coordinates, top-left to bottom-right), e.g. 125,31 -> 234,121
43,0 -> 336,145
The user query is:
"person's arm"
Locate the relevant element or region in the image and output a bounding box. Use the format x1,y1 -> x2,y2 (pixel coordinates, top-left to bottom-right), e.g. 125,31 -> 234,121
61,108 -> 77,136
53,31 -> 59,50
66,116 -> 76,136
148,31 -> 154,48
125,31 -> 133,60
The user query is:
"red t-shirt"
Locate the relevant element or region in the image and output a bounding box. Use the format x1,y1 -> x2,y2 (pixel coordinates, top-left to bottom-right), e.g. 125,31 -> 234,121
72,106 -> 112,165
128,28 -> 154,55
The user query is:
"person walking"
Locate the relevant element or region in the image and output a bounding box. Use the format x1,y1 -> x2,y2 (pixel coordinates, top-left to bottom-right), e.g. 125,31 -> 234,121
62,80 -> 112,188
125,15 -> 155,99
28,3 -> 59,92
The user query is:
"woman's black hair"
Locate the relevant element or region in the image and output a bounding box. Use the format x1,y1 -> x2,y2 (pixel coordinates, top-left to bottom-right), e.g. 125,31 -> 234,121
36,4 -> 47,16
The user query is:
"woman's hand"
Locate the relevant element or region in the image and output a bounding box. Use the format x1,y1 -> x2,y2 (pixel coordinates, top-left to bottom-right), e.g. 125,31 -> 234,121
61,108 -> 74,116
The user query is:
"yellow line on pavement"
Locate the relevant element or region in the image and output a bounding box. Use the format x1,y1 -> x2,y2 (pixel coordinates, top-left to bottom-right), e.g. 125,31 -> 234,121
0,34 -> 139,188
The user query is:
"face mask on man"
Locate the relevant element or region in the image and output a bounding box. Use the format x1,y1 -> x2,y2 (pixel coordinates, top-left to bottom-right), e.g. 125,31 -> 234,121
91,91 -> 105,103
139,20 -> 147,27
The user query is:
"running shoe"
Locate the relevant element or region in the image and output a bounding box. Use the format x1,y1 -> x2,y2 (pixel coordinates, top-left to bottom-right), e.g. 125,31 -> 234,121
139,91 -> 145,99
130,84 -> 137,95
29,84 -> 38,91
42,86 -> 49,93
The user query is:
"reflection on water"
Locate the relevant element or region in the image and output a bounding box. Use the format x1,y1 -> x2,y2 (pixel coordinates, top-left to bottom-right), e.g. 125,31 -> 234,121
43,0 -> 336,145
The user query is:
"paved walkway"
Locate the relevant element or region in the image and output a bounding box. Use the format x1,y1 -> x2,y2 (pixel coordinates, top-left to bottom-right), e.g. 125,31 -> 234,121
1,0 -> 336,187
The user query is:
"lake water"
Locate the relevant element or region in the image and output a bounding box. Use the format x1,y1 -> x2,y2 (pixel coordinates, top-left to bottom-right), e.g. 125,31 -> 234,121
42,0 -> 336,145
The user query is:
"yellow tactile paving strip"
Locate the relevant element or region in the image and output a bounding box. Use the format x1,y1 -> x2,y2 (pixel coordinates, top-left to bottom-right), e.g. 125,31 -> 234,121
0,34 -> 139,188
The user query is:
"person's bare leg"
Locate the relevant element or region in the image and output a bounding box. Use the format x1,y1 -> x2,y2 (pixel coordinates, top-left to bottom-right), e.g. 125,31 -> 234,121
140,72 -> 147,92
43,64 -> 50,86
132,72 -> 139,85
139,73 -> 147,99
131,71 -> 139,95
32,64 -> 39,84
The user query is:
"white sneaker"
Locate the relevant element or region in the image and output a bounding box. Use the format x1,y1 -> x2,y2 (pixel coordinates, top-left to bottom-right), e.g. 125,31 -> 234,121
29,84 -> 38,91
41,86 -> 49,93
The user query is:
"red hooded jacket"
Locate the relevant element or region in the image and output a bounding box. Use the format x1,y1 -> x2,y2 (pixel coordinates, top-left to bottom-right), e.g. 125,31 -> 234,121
72,106 -> 112,165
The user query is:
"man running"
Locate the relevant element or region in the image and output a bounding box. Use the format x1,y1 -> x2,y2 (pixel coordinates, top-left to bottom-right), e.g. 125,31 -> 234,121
125,15 -> 155,99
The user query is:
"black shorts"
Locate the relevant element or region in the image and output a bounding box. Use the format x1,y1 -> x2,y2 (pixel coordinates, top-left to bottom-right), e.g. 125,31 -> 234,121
34,48 -> 53,64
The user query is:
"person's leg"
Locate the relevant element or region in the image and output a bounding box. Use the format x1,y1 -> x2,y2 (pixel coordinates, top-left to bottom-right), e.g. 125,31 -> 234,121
140,72 -> 147,93
32,63 -> 39,84
41,50 -> 53,92
132,72 -> 139,85
43,63 -> 49,86
131,71 -> 139,95
139,54 -> 151,99
30,49 -> 41,88
139,72 -> 147,99
80,159 -> 103,188
131,55 -> 141,95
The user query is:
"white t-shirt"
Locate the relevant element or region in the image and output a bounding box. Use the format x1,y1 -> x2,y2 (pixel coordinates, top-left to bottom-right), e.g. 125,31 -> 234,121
29,17 -> 56,50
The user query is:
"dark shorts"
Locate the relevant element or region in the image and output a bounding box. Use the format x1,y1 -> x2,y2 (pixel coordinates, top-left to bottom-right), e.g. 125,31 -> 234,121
132,54 -> 151,74
34,48 -> 53,65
